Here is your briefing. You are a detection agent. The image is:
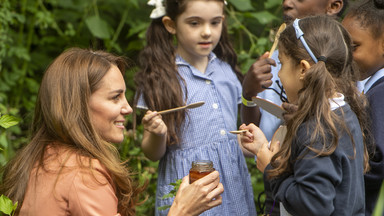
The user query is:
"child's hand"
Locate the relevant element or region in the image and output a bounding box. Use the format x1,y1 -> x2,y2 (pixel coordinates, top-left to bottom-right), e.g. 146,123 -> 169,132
282,102 -> 298,122
256,141 -> 280,173
239,123 -> 268,155
242,52 -> 277,97
142,110 -> 167,136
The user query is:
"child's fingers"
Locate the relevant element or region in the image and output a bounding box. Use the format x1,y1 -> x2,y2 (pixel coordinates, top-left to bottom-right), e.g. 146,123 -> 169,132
270,141 -> 280,152
142,110 -> 158,122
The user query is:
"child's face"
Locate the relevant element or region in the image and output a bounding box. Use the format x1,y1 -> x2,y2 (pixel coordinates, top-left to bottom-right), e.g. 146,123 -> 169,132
173,0 -> 224,63
278,51 -> 303,104
282,0 -> 331,23
342,16 -> 384,80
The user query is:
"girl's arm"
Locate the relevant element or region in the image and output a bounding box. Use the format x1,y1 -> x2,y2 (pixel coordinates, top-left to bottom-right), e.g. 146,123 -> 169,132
141,110 -> 167,161
266,145 -> 340,216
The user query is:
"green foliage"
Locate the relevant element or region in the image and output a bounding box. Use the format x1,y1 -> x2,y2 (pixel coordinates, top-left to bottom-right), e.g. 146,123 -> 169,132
0,0 -> 282,214
373,182 -> 384,216
0,115 -> 19,129
0,195 -> 18,216
0,114 -> 19,216
157,179 -> 183,211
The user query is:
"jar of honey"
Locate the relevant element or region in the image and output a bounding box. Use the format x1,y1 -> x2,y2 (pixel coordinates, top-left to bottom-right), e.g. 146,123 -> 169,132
189,160 -> 215,184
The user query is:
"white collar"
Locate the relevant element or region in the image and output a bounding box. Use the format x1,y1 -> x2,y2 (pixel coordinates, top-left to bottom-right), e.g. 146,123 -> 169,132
329,93 -> 345,111
363,68 -> 384,93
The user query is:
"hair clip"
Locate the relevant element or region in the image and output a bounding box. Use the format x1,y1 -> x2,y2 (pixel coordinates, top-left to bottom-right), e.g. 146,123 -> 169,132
293,19 -> 318,63
148,0 -> 166,19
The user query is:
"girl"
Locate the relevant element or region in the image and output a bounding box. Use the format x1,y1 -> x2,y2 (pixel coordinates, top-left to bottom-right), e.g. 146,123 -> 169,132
240,16 -> 371,215
342,0 -> 384,214
0,48 -> 224,216
134,0 -> 256,215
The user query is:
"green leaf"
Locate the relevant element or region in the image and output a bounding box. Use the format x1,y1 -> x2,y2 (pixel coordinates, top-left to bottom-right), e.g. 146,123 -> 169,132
373,182 -> 384,216
85,16 -> 111,39
249,11 -> 279,25
0,195 -> 17,215
0,115 -> 19,129
228,0 -> 254,11
157,205 -> 172,211
265,0 -> 282,9
160,193 -> 175,199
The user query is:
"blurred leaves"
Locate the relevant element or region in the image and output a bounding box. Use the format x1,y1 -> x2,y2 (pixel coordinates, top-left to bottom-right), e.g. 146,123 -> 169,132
85,16 -> 112,39
0,115 -> 19,129
0,195 -> 18,216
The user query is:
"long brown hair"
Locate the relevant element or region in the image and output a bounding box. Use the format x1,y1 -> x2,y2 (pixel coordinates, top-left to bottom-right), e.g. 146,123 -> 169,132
268,16 -> 371,178
134,0 -> 242,145
1,48 -> 145,215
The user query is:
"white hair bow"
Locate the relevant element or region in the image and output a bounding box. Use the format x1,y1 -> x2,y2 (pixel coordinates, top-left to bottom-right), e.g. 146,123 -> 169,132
148,0 -> 166,19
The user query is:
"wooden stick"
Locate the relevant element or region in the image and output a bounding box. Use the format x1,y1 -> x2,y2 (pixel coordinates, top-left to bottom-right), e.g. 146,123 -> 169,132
229,130 -> 248,134
268,23 -> 287,58
157,106 -> 188,114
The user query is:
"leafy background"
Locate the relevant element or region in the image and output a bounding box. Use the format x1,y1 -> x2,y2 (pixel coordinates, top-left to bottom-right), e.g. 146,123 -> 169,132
0,0 -> 284,215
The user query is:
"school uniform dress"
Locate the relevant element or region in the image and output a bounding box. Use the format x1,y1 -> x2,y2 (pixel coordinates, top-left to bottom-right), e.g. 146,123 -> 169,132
137,53 -> 256,216
20,145 -> 121,216
264,99 -> 366,216
362,68 -> 384,216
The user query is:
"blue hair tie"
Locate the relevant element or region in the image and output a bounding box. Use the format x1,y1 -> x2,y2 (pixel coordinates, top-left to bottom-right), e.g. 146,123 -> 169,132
293,19 -> 318,63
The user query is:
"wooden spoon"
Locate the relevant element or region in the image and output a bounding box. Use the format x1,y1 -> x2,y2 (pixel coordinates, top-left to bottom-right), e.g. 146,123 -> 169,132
157,101 -> 205,114
268,23 -> 287,58
229,130 -> 248,134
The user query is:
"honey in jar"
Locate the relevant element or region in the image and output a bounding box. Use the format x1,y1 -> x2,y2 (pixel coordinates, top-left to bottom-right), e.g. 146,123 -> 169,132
189,160 -> 215,183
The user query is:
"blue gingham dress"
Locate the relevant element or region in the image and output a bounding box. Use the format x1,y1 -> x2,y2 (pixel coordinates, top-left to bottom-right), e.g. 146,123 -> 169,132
137,53 -> 256,216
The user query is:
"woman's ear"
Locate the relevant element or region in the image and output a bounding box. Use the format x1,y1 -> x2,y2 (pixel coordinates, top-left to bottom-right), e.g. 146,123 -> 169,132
299,60 -> 311,80
162,16 -> 176,35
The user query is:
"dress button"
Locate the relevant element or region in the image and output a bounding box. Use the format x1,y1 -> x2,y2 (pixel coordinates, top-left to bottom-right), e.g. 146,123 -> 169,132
220,130 -> 226,135
205,80 -> 211,85
212,103 -> 218,109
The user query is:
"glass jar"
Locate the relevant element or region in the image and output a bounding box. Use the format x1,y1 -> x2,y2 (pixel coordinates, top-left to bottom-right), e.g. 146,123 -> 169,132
189,160 -> 215,184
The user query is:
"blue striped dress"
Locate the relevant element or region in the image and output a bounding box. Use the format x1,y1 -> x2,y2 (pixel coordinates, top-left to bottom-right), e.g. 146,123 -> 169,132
137,53 -> 256,216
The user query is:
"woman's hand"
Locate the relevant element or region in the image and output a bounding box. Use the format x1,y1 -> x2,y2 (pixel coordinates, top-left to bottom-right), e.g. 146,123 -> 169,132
168,171 -> 224,216
142,110 -> 167,136
239,123 -> 269,155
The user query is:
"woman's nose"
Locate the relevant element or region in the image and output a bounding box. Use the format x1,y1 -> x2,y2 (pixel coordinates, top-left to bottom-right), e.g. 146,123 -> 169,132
121,100 -> 133,115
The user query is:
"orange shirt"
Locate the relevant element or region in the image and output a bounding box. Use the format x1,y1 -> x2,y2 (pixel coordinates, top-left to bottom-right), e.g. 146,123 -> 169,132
19,146 -> 121,216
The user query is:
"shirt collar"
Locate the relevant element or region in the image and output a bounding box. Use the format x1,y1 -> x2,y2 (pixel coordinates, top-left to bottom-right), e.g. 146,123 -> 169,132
329,93 -> 346,111
175,52 -> 217,66
363,68 -> 384,93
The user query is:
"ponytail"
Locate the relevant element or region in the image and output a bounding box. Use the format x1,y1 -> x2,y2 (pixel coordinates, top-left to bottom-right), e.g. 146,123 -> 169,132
134,18 -> 186,145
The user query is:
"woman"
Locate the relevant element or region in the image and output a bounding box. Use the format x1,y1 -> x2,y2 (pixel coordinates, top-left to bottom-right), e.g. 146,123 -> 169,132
0,48 -> 223,215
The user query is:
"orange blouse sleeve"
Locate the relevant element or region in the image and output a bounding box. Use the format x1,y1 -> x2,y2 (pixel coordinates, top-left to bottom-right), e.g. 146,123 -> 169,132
67,160 -> 121,216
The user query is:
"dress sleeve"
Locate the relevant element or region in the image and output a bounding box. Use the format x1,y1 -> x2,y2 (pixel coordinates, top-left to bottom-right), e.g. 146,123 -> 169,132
68,161 -> 121,216
266,143 -> 342,216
